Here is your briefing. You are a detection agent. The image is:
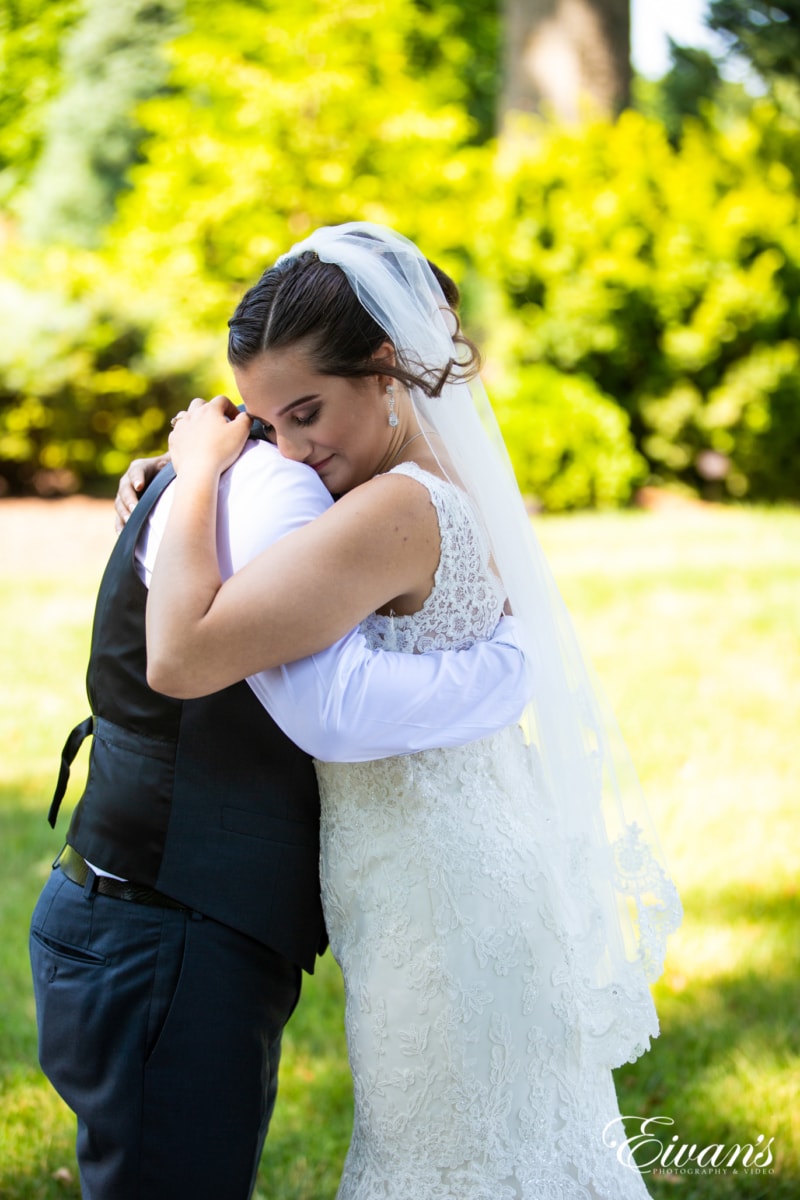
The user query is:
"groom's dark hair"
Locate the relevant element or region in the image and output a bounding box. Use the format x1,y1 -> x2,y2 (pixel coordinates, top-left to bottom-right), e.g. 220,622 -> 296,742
227,240 -> 480,398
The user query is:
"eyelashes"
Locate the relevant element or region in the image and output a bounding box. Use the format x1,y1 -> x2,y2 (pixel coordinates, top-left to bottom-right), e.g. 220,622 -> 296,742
258,406 -> 320,441
294,408 -> 320,427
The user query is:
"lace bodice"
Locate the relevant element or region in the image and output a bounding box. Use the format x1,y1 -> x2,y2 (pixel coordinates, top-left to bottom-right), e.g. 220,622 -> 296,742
360,461 -> 505,653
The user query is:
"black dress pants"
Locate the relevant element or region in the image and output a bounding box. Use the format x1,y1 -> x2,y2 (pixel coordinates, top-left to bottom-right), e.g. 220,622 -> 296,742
30,866 -> 302,1200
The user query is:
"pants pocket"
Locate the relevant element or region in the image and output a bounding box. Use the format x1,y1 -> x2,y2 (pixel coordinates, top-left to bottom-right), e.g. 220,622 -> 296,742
30,927 -> 108,968
30,919 -> 112,1105
29,870 -> 184,1113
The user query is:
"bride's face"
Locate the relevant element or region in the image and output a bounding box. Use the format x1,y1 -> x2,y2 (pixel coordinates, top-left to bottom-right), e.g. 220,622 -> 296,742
233,344 -> 395,495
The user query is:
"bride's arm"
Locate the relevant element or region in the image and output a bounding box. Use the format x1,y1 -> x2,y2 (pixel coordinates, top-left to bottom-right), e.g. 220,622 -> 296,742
146,398 -> 440,697
140,431 -> 531,753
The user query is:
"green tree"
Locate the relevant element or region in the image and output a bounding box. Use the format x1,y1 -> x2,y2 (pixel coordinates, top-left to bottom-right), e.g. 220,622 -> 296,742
104,0 -> 485,365
21,0 -> 183,246
412,0 -> 501,141
656,41 -> 723,141
709,0 -> 800,82
633,39 -> 753,145
0,0 -> 84,201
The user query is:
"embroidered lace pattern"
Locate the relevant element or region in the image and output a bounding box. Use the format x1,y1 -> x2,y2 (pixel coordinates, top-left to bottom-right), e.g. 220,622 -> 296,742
360,462 -> 505,653
316,463 -> 653,1199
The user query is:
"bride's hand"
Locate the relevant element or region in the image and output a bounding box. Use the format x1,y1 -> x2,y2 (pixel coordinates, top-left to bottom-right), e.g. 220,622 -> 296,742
168,395 -> 252,479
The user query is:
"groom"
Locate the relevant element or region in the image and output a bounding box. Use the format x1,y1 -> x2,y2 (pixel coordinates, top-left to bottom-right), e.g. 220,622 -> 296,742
30,427 -> 529,1200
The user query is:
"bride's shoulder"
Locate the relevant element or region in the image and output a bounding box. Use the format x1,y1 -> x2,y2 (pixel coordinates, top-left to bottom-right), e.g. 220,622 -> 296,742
349,467 -> 430,506
332,468 -> 441,545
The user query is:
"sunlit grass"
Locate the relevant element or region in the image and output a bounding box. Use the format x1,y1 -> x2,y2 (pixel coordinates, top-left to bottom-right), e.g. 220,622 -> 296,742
1,501 -> 798,1198
0,1073 -> 79,1194
537,506 -> 799,1200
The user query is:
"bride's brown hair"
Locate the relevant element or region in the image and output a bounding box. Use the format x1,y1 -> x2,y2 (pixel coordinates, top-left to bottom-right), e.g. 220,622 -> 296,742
227,246 -> 480,398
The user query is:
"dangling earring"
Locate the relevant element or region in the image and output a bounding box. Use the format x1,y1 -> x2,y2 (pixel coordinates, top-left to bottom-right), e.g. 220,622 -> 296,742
386,384 -> 399,427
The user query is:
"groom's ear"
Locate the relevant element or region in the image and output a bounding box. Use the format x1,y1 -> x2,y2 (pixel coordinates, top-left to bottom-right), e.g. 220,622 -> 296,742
247,417 -> 272,443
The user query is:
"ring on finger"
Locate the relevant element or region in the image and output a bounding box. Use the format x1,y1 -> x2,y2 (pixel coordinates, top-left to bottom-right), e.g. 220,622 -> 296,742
170,412 -> 187,429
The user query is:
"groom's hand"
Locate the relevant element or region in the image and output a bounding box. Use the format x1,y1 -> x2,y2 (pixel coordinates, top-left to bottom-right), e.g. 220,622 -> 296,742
115,453 -> 171,532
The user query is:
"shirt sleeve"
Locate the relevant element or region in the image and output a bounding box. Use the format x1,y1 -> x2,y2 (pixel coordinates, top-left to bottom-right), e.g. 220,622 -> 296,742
141,441 -> 531,761
247,618 -> 531,762
136,440 -> 332,585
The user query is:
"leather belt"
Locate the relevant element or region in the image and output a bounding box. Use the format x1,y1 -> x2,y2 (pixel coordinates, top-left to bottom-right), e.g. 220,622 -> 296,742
57,845 -> 190,912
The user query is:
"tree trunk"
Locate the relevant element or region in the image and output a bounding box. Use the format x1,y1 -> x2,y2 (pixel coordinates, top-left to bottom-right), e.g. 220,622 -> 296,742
501,0 -> 630,124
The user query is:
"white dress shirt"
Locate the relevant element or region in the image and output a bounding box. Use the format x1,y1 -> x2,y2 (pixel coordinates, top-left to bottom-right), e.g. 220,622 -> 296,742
137,440 -> 530,763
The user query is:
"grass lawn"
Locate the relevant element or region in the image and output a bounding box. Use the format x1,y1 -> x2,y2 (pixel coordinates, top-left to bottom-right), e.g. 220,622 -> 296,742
1,499 -> 797,1199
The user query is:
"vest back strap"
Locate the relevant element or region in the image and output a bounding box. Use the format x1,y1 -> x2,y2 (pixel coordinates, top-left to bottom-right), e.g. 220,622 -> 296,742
49,716 -> 94,828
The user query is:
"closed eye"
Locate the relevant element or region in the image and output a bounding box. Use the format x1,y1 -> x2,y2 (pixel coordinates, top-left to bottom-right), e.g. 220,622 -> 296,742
294,408 -> 320,427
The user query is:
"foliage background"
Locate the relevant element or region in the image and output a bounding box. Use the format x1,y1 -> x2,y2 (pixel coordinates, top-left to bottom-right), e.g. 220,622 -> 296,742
1,0 -> 800,507
1,2 -> 798,1196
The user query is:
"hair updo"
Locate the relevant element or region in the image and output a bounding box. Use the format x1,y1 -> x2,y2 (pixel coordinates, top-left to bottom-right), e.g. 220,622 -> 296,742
227,246 -> 480,398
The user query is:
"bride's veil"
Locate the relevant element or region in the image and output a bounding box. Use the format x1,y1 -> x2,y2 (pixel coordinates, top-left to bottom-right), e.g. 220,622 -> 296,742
279,222 -> 682,1067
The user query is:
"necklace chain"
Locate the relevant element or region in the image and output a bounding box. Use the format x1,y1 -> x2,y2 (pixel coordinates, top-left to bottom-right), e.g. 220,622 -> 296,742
387,430 -> 427,468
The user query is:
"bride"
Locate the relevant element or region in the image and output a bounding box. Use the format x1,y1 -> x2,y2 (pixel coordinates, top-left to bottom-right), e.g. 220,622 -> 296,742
145,222 -> 681,1199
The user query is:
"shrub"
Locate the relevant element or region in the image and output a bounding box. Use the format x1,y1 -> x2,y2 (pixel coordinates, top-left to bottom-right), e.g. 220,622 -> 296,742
477,103 -> 800,502
491,364 -> 645,510
0,245 -> 212,494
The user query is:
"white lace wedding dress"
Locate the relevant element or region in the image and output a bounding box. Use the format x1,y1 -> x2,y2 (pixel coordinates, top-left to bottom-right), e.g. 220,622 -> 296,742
315,463 -> 651,1200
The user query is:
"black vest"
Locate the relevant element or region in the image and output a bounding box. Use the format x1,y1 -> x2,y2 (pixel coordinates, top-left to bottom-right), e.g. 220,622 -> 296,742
50,465 -> 325,972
